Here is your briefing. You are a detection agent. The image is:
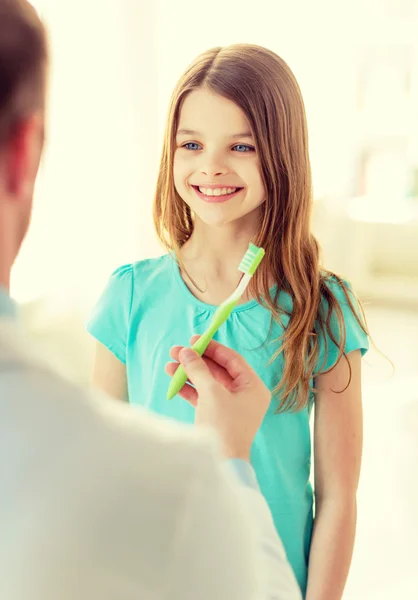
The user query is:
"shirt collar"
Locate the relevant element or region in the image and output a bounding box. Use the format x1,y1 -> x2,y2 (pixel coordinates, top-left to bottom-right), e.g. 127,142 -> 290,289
0,285 -> 17,319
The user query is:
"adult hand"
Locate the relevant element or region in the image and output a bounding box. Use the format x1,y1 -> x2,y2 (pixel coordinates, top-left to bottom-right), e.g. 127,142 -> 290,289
165,337 -> 271,461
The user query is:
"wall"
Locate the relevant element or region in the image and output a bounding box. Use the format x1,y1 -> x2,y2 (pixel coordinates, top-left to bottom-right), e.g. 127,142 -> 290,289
12,0 -> 162,306
12,0 -> 418,309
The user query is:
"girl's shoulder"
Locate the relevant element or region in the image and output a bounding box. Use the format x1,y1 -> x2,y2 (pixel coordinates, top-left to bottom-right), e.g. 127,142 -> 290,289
94,254 -> 175,315
315,271 -> 369,371
277,273 -> 357,318
87,255 -> 175,361
317,270 -> 364,326
132,254 -> 173,282
320,271 -> 353,296
318,271 -> 361,314
108,254 -> 173,291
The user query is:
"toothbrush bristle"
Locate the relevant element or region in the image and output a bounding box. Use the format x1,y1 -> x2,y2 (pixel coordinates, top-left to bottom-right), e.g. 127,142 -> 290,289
238,243 -> 265,276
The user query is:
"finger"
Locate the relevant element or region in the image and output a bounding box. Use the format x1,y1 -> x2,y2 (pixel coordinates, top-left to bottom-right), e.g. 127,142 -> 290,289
176,382 -> 198,407
164,363 -> 198,406
179,348 -> 223,393
165,361 -> 182,377
165,357 -> 234,390
169,346 -> 184,360
189,336 -> 254,381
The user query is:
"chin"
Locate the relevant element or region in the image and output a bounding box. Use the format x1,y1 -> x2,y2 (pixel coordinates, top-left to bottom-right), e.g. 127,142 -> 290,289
194,210 -> 248,228
199,217 -> 233,227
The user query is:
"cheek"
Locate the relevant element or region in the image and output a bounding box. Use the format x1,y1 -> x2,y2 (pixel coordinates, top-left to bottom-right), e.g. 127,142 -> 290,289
173,155 -> 193,188
255,161 -> 266,198
256,171 -> 265,193
243,161 -> 265,198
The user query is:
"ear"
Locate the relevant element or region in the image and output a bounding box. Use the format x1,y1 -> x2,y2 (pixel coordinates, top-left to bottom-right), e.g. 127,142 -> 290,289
6,114 -> 44,199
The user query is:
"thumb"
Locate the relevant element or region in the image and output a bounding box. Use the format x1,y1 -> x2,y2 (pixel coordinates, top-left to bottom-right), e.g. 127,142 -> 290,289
179,348 -> 216,389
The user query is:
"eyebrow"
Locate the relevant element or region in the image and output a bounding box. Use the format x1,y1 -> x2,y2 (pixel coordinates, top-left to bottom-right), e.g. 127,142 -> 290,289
176,128 -> 253,139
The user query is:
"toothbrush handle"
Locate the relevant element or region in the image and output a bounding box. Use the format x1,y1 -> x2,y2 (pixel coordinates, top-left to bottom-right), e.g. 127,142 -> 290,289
166,303 -> 235,400
191,327 -> 216,355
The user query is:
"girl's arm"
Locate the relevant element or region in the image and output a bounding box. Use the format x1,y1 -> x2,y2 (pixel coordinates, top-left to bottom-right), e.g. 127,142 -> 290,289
92,341 -> 128,401
305,350 -> 363,600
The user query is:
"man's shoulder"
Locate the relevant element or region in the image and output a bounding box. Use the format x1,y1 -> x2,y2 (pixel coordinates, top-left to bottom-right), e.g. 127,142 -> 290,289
0,318 -> 219,498
0,322 -> 227,597
1,317 -> 221,520
8,356 -> 215,471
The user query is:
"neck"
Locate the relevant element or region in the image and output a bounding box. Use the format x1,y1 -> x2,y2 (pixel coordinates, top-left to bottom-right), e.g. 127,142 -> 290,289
183,217 -> 258,279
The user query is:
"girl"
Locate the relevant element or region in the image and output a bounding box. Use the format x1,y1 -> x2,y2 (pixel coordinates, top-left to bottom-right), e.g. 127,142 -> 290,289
87,44 -> 369,599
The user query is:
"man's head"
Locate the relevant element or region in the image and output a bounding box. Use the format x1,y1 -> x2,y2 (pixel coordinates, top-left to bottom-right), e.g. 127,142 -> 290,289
0,0 -> 47,289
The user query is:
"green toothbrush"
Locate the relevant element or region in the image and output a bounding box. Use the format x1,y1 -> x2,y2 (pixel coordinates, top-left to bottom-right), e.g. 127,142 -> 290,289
167,243 -> 265,400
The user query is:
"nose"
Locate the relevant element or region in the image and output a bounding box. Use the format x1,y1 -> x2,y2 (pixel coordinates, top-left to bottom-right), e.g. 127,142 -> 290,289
200,152 -> 228,179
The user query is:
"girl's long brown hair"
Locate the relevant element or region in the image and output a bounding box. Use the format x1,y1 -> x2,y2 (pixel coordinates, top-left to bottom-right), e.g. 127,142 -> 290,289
153,43 -> 368,412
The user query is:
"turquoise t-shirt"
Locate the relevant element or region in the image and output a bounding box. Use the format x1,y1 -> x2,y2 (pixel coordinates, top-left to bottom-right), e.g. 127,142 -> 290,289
87,254 -> 369,596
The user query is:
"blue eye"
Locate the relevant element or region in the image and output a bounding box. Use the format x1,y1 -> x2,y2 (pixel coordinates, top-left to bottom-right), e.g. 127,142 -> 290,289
233,144 -> 254,153
183,142 -> 201,151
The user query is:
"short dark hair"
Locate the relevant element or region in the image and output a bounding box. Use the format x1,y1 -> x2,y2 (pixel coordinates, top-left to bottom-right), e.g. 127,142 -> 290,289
0,0 -> 47,145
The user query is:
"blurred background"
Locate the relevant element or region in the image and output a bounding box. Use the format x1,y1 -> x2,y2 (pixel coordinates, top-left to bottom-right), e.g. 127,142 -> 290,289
14,0 -> 418,597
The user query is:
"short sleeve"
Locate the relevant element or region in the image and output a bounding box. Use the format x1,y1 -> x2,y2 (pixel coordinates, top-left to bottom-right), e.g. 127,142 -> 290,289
86,264 -> 134,364
315,277 -> 369,374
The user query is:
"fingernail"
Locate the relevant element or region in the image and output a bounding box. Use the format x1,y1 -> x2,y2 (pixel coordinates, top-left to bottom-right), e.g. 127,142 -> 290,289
179,348 -> 198,366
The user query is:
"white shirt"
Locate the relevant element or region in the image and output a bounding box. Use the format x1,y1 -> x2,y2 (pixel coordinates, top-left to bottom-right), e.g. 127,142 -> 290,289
0,314 -> 301,600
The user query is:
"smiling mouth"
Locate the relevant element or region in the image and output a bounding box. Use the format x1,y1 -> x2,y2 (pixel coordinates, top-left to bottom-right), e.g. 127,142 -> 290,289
192,185 -> 243,199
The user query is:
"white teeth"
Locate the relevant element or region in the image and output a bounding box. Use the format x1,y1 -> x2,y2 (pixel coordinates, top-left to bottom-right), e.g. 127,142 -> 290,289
198,186 -> 238,196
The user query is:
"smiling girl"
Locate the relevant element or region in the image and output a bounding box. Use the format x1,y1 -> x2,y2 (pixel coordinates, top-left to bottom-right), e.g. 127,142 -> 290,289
87,44 -> 369,599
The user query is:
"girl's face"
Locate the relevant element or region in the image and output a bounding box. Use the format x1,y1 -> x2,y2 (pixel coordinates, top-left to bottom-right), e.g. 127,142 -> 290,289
173,88 -> 266,228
